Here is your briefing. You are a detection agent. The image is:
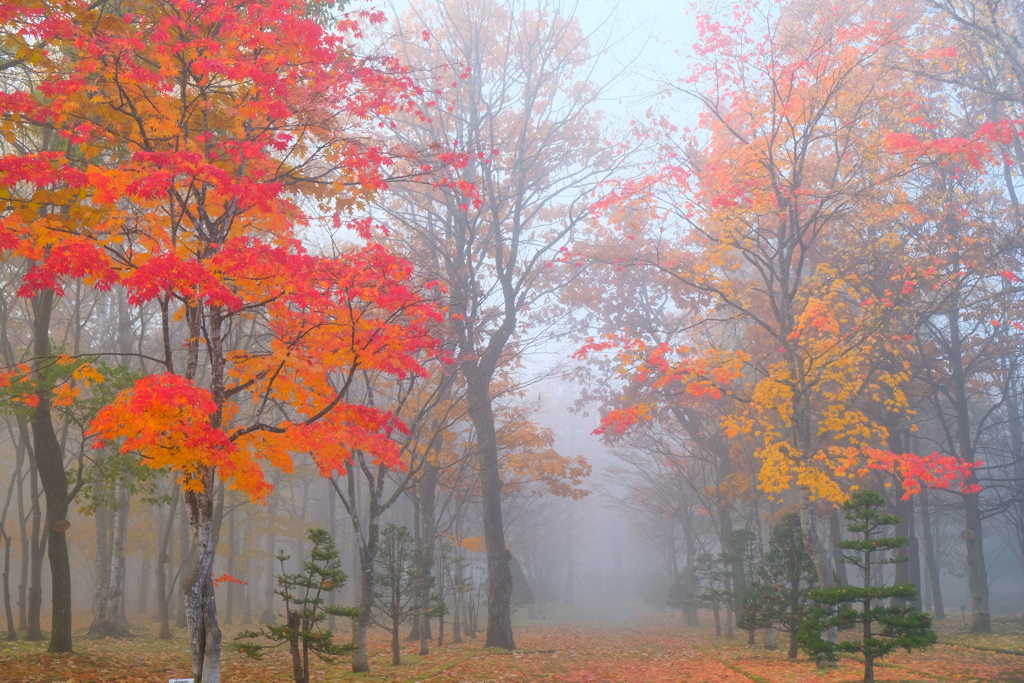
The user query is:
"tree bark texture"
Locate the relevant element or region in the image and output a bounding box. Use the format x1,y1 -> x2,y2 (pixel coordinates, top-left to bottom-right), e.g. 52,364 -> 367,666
1,526 -> 14,641
25,447 -> 44,642
418,464 -> 439,656
946,309 -> 990,632
89,482 -> 112,636
32,291 -> 74,653
108,480 -> 132,634
225,499 -> 235,626
828,508 -> 848,587
337,468 -> 380,673
183,479 -> 222,683
465,371 -> 515,650
963,484 -> 990,632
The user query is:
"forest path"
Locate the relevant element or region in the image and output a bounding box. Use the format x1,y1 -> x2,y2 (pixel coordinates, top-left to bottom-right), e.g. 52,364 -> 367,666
436,616 -> 752,683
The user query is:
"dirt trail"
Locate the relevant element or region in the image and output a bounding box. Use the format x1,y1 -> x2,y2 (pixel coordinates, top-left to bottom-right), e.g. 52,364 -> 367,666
437,620 -> 752,683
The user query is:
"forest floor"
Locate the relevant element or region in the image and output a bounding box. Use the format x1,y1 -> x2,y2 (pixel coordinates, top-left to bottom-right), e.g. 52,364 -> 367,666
1,603 -> 1023,682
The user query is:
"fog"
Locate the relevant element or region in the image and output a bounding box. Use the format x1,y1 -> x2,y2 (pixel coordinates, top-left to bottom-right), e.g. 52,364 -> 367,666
2,0 -> 1024,679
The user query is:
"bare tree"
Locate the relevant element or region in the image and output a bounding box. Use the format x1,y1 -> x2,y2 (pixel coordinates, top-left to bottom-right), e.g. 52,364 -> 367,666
381,0 -> 620,648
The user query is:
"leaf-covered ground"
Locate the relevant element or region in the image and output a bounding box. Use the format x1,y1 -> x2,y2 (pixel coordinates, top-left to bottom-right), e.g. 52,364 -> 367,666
2,606 -> 1023,682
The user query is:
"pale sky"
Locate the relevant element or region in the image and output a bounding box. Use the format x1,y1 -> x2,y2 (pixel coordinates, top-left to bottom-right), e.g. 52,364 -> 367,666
570,0 -> 699,125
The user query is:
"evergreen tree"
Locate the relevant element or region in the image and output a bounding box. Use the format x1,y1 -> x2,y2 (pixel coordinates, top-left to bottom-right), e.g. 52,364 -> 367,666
725,529 -> 759,644
694,552 -> 728,636
666,572 -> 696,617
744,513 -> 818,658
373,524 -> 425,665
799,490 -> 936,682
235,528 -> 358,683
666,563 -> 700,626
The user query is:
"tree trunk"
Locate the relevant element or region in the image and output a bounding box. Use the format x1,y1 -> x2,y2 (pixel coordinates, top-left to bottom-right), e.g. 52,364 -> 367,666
452,556 -> 463,644
828,508 -> 848,587
351,563 -> 373,673
465,371 -> 515,650
918,481 -> 945,618
407,491 -> 427,648
33,290 -> 74,653
963,483 -> 990,633
242,514 -> 252,625
25,419 -> 46,642
138,555 -> 150,615
1006,390 -> 1024,619
1,316 -> 29,638
906,495 -> 923,611
16,436 -> 29,633
225,497 -> 235,626
107,479 -> 131,635
0,459 -> 17,642
288,610 -> 302,683
683,520 -> 699,626
724,599 -> 733,639
177,503 -> 191,629
391,612 -> 401,665
800,490 -> 837,665
327,482 -> 336,631
156,485 -> 179,639
89,481 -> 113,636
717,452 -> 736,640
260,500 -> 277,625
1,525 -> 14,641
418,463 -> 439,656
302,638 -> 310,683
946,309 -> 990,632
788,630 -> 799,659
893,499 -> 911,607
182,479 -> 222,683
344,466 -> 379,674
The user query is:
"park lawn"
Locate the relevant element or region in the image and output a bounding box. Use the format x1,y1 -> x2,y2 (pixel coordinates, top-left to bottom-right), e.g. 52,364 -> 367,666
1,609 -> 1023,682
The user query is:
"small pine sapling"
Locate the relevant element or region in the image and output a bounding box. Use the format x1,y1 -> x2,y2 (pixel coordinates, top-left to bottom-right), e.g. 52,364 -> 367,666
426,594 -> 449,644
432,540 -> 460,646
373,524 -> 425,665
666,561 -> 701,626
666,573 -> 692,615
235,528 -> 357,683
695,552 -> 729,637
737,576 -> 778,650
751,513 -> 818,658
725,529 -> 760,644
446,545 -> 474,642
799,489 -> 936,682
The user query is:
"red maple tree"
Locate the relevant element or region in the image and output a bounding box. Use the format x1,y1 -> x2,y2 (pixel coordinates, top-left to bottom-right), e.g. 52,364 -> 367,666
0,0 -> 442,677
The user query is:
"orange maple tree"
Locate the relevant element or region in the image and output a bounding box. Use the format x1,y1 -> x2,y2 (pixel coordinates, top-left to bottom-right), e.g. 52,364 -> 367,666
578,0 -> 983,601
0,0 -> 443,678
